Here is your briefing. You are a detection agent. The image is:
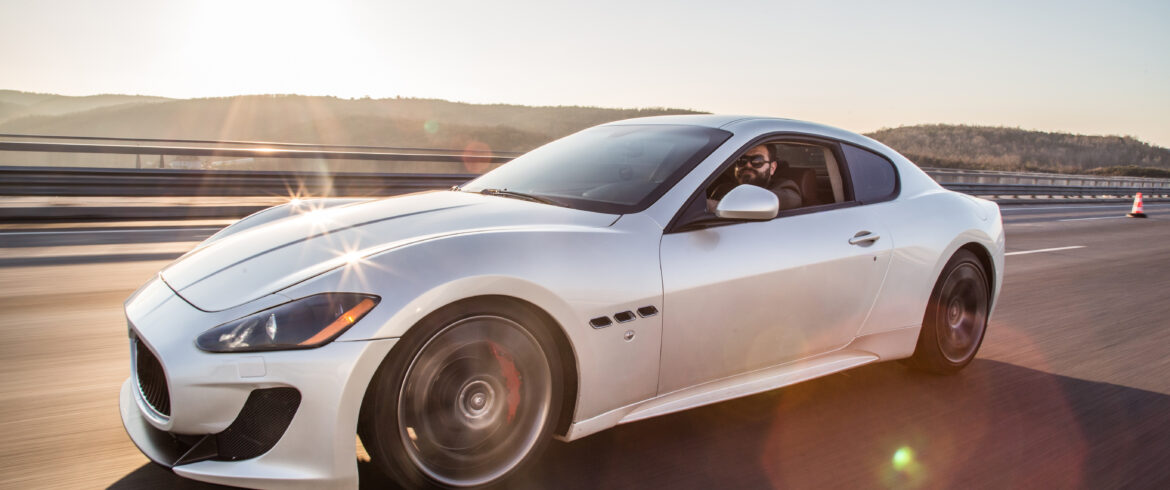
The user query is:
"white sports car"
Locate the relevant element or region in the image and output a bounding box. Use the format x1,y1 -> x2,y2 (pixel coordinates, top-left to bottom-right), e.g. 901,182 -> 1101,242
120,115 -> 1004,488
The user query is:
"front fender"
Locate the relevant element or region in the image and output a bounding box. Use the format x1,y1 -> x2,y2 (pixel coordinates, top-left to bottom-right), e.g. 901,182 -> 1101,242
276,215 -> 667,423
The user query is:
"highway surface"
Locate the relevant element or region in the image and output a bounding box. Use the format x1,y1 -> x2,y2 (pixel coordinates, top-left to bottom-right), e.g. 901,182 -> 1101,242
1,202 -> 1168,489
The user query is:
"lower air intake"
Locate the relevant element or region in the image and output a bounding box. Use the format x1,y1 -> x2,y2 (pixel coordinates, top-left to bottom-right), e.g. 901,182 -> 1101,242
215,387 -> 302,461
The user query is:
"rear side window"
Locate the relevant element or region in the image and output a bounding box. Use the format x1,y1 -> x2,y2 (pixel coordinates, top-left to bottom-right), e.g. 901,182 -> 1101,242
842,144 -> 898,203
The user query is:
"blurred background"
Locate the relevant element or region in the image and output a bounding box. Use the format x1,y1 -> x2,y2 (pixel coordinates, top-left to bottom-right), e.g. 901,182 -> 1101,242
1,1 -> 1169,489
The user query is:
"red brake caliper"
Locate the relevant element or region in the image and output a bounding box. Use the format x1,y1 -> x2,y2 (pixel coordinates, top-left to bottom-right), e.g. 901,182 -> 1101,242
488,342 -> 521,423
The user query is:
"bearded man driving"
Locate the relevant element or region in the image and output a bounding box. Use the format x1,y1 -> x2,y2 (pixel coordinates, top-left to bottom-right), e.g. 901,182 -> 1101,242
707,144 -> 803,211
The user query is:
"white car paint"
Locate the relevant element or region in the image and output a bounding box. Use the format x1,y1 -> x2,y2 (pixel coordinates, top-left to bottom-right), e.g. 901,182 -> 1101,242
120,115 -> 1004,488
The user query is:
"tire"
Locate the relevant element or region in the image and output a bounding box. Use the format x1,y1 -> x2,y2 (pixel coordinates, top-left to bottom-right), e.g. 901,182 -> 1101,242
359,298 -> 563,488
903,249 -> 990,374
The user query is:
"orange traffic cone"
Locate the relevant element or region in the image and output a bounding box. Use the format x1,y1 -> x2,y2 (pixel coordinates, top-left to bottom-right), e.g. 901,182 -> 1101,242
1127,192 -> 1147,218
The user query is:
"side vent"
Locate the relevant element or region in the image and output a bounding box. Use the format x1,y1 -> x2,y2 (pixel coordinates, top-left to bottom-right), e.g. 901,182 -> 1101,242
614,311 -> 636,323
637,306 -> 659,318
589,316 -> 613,329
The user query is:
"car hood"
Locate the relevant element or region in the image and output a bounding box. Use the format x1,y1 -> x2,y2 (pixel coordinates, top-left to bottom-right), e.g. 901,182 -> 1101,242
161,191 -> 617,311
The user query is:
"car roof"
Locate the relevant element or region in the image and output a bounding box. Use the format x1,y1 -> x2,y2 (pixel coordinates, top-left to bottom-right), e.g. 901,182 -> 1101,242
603,114 -> 878,148
602,114 -> 854,136
603,114 -> 766,128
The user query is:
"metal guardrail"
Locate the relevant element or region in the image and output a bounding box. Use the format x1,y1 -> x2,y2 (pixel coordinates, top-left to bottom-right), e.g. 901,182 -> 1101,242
925,168 -> 1170,199
0,133 -> 525,156
3,165 -> 1166,200
0,166 -> 475,197
2,137 -> 1169,199
0,141 -> 513,164
945,183 -> 1170,199
923,167 -> 1170,189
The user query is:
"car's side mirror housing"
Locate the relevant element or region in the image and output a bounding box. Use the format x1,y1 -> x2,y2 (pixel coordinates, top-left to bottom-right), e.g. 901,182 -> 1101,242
715,184 -> 779,220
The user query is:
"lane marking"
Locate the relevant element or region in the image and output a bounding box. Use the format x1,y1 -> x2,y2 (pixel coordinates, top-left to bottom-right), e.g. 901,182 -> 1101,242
0,227 -> 222,236
1005,245 -> 1085,256
1058,216 -> 1125,222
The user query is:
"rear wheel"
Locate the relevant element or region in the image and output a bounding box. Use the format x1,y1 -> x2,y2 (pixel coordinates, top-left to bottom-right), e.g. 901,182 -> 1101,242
903,249 -> 990,374
360,299 -> 562,488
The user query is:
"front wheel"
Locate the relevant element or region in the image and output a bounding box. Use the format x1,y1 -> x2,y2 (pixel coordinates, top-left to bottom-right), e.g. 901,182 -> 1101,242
903,249 -> 990,374
359,300 -> 562,488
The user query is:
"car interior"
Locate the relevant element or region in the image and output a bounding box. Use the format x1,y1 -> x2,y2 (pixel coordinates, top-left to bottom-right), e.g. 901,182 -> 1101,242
772,142 -> 847,206
707,141 -> 848,211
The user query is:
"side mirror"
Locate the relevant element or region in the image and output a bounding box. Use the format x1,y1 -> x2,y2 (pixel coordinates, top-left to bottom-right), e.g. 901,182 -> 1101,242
715,184 -> 779,220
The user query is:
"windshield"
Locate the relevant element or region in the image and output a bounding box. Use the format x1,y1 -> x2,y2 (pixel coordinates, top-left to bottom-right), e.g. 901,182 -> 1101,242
462,124 -> 731,214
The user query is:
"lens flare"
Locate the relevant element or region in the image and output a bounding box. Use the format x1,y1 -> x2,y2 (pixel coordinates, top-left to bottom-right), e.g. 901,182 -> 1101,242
892,446 -> 914,472
283,181 -> 314,203
462,140 -> 493,174
302,206 -> 333,231
424,120 -> 440,134
879,444 -> 928,488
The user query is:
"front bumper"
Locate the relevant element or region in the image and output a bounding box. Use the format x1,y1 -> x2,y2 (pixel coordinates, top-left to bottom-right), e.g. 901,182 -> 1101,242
119,278 -> 397,489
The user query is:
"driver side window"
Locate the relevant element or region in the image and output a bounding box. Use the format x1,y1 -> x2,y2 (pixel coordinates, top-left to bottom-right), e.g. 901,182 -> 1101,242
704,140 -> 847,213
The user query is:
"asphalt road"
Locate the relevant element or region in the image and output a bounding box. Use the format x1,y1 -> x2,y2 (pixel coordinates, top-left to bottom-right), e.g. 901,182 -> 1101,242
1,202 -> 1168,489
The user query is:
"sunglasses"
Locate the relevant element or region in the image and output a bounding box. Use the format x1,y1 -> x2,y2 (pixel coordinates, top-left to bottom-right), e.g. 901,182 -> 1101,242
735,154 -> 772,169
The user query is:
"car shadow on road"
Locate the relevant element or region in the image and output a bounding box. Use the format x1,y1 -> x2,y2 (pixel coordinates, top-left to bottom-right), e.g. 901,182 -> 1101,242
110,359 -> 1170,489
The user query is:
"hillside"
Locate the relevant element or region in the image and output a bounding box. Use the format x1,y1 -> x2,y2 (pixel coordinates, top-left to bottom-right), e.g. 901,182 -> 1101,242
3,90 -> 1167,177
867,125 -> 1170,175
0,92 -> 703,152
0,90 -> 171,124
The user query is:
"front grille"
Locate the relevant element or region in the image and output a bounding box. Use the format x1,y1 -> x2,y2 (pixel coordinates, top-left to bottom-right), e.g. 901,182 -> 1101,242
215,387 -> 301,461
134,337 -> 171,417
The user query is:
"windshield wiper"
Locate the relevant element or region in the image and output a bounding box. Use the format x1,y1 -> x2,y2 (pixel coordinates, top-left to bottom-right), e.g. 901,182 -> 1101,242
476,188 -> 564,207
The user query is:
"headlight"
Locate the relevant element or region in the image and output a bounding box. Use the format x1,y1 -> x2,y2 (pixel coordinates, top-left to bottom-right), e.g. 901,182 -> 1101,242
196,293 -> 379,353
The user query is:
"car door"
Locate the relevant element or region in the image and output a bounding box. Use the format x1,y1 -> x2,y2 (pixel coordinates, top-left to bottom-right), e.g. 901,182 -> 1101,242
656,140 -> 893,395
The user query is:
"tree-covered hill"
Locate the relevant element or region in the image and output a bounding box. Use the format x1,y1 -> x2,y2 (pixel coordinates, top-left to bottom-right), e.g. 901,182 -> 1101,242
0,90 -> 171,124
0,92 -> 702,153
866,124 -> 1170,176
3,90 -> 1167,177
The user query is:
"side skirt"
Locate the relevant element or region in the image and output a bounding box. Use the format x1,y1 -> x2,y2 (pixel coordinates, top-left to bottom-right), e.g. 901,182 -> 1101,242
558,325 -> 919,442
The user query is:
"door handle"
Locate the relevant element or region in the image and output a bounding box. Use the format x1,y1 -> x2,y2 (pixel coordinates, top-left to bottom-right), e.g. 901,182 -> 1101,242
849,231 -> 881,246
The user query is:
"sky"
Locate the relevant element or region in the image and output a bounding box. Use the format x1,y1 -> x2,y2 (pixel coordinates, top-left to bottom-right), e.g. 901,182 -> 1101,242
2,0 -> 1168,146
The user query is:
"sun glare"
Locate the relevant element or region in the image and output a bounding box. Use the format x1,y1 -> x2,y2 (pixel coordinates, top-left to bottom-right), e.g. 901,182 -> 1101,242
892,446 -> 915,471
